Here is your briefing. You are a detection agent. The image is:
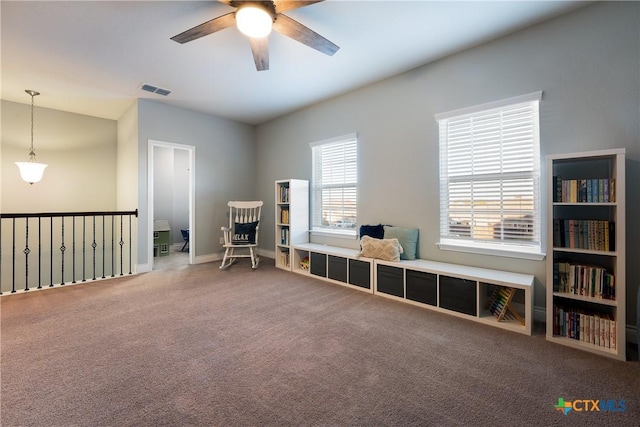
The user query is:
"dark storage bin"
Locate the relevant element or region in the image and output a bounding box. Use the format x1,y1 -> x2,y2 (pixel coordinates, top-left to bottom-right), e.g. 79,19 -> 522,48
349,259 -> 371,289
310,252 -> 327,277
376,264 -> 404,297
406,270 -> 437,306
439,275 -> 477,316
328,255 -> 347,283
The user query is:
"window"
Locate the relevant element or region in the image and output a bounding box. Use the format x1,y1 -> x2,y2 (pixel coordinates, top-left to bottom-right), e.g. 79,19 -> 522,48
310,133 -> 358,236
435,92 -> 543,259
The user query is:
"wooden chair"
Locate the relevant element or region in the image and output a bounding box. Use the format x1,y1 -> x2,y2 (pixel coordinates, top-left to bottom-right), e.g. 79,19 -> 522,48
180,229 -> 189,252
220,201 -> 263,270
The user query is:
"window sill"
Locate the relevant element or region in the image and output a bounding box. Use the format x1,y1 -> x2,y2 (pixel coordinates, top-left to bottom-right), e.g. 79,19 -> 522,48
310,229 -> 357,240
437,241 -> 546,261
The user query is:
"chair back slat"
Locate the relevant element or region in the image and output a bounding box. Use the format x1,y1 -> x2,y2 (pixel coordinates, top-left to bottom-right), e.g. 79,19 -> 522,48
227,201 -> 263,227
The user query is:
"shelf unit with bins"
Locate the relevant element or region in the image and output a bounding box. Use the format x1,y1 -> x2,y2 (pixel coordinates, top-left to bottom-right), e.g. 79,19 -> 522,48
546,148 -> 625,360
275,179 -> 309,271
291,243 -> 374,293
374,259 -> 534,335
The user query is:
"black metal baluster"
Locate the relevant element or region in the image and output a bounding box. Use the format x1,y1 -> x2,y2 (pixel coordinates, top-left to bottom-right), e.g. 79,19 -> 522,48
24,218 -> 30,291
11,218 -> 16,293
82,216 -> 86,282
119,215 -> 125,276
92,216 -> 97,280
111,215 -> 115,277
102,215 -> 106,279
128,213 -> 133,274
0,215 -> 3,295
49,217 -> 53,287
38,217 -> 42,289
60,218 -> 66,285
72,216 -> 76,284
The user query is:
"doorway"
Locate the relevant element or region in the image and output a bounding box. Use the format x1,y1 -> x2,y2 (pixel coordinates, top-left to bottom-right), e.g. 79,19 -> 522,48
148,140 -> 195,270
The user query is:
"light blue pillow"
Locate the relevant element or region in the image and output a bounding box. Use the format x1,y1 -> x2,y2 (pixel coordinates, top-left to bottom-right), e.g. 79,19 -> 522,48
384,226 -> 419,260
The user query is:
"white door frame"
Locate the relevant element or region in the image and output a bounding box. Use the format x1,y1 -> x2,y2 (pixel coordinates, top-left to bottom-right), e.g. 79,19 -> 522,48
147,139 -> 195,267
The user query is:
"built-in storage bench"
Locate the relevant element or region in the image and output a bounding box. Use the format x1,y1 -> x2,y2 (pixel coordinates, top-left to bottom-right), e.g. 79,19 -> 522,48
292,243 -> 374,293
374,259 -> 535,335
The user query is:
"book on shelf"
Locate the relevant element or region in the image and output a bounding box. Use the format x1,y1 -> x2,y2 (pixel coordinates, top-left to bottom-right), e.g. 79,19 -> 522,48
280,208 -> 289,224
278,185 -> 290,203
280,228 -> 289,245
553,305 -> 616,350
553,261 -> 615,300
553,219 -> 615,251
553,177 -> 616,203
279,250 -> 290,267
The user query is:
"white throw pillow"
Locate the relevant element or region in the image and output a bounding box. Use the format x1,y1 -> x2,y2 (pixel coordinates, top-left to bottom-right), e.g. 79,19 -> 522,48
361,235 -> 404,262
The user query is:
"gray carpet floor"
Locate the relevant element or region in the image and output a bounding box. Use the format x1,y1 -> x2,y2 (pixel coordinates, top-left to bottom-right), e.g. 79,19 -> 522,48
1,258 -> 638,426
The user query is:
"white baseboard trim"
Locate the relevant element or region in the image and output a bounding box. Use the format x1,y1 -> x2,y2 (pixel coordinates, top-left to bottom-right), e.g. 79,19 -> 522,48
259,248 -> 276,259
194,252 -> 223,265
137,263 -> 152,273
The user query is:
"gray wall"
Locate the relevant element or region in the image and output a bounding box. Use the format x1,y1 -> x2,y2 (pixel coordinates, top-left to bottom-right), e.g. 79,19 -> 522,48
255,2 -> 640,324
136,99 -> 256,264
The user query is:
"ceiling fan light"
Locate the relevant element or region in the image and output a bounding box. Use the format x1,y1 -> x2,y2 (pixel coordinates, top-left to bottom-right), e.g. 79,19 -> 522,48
236,6 -> 272,38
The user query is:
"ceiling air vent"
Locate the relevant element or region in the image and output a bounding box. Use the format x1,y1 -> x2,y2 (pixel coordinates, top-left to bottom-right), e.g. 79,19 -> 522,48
139,83 -> 171,96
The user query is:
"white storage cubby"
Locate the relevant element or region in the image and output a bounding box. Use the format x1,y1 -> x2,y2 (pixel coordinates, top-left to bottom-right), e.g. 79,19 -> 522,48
292,243 -> 374,293
374,259 -> 534,335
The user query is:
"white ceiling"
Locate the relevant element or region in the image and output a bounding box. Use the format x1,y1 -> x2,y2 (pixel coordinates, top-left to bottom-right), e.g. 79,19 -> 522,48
1,0 -> 589,125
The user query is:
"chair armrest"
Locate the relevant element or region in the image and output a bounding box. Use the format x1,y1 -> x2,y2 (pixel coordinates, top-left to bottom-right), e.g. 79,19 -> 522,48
221,226 -> 232,245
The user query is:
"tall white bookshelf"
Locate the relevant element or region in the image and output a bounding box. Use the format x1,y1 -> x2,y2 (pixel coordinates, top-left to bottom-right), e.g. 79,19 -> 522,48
546,148 -> 625,360
275,179 -> 309,271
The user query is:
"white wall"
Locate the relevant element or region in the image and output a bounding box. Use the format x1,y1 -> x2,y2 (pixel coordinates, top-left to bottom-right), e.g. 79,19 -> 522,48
255,2 -> 640,324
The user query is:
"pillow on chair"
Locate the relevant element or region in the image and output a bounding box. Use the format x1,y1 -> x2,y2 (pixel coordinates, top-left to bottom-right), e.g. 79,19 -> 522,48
232,221 -> 259,244
360,235 -> 403,262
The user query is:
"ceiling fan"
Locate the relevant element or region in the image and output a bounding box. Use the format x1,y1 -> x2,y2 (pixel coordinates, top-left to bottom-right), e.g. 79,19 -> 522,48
171,0 -> 340,71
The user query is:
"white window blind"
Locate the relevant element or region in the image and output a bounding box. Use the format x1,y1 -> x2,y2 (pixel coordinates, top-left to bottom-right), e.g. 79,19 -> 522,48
310,133 -> 358,235
436,92 -> 542,256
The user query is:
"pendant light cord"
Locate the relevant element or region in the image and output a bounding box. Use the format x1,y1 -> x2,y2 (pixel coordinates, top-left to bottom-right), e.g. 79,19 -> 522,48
30,92 -> 35,156
25,89 -> 40,159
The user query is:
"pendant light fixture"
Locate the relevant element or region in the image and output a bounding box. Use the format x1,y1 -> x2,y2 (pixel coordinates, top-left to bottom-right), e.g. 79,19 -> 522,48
15,90 -> 47,184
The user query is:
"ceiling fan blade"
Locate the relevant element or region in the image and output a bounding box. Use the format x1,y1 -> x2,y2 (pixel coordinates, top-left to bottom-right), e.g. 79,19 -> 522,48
249,37 -> 269,71
272,14 -> 339,56
171,12 -> 236,44
273,1 -> 324,14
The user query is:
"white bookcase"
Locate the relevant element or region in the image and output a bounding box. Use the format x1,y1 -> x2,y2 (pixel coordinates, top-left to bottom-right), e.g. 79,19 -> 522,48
546,148 -> 626,360
275,179 -> 309,271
